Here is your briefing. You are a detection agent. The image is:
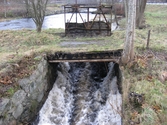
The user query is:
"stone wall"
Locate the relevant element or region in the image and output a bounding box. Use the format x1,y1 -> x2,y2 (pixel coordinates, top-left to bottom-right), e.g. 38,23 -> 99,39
0,58 -> 58,125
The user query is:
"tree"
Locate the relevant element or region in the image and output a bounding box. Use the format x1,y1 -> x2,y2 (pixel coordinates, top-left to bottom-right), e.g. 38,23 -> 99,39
24,0 -> 30,17
124,0 -> 147,28
136,0 -> 147,28
4,0 -> 7,18
29,0 -> 48,32
121,0 -> 136,64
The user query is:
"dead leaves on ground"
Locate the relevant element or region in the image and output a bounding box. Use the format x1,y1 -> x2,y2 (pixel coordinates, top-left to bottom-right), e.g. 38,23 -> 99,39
152,105 -> 161,113
0,76 -> 12,85
128,54 -> 154,69
145,75 -> 154,82
0,55 -> 37,86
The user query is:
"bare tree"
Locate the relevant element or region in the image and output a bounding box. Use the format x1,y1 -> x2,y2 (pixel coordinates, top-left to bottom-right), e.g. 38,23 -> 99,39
29,0 -> 48,32
121,0 -> 136,64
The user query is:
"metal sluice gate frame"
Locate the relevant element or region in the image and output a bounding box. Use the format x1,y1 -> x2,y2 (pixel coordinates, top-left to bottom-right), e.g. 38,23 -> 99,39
64,4 -> 113,36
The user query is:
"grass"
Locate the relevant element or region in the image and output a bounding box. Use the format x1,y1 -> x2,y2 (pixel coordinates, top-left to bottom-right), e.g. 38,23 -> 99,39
122,5 -> 167,125
0,4 -> 167,125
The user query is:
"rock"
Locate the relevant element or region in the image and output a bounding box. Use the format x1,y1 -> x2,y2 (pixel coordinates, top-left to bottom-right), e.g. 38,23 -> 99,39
11,90 -> 26,106
37,92 -> 44,102
0,58 -> 53,124
159,71 -> 167,83
35,74 -> 43,87
37,59 -> 47,73
0,98 -> 9,114
9,120 -> 17,125
19,78 -> 31,93
13,104 -> 23,119
30,70 -> 39,81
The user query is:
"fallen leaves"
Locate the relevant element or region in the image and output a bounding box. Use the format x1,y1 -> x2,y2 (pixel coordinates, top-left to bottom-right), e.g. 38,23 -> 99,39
0,76 -> 12,85
130,110 -> 139,120
145,75 -> 154,82
0,54 -> 39,97
135,54 -> 153,69
152,105 -> 161,113
127,53 -> 154,69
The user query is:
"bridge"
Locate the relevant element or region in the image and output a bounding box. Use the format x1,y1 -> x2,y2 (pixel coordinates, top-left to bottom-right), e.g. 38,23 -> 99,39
47,49 -> 123,63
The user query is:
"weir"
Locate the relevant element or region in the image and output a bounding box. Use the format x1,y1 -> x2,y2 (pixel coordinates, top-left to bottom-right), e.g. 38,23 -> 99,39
46,49 -> 123,63
37,62 -> 122,125
29,49 -> 123,125
34,48 -> 123,124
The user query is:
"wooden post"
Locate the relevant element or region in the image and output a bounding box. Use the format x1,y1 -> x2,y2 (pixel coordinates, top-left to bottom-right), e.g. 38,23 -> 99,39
146,30 -> 151,49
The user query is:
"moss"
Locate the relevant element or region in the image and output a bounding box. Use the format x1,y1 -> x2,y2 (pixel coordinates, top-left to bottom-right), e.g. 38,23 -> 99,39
30,100 -> 38,114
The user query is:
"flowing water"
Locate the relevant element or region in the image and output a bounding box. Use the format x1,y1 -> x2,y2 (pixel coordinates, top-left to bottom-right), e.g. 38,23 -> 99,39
37,62 -> 122,125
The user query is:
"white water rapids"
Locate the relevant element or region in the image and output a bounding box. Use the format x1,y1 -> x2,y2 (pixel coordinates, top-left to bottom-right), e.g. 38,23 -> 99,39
38,62 -> 122,125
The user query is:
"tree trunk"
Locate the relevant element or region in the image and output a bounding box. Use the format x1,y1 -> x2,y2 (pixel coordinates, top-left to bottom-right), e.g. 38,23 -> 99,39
124,0 -> 147,29
124,0 -> 129,22
29,0 -> 48,33
121,0 -> 136,64
37,24 -> 42,32
4,0 -> 7,18
136,0 -> 147,28
25,0 -> 30,17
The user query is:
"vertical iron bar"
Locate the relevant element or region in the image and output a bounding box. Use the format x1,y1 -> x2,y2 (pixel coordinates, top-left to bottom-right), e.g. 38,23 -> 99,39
78,12 -> 87,29
87,7 -> 89,28
64,5 -> 66,35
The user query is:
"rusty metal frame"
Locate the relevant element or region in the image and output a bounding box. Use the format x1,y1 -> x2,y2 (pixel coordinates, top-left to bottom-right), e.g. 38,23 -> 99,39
64,4 -> 112,36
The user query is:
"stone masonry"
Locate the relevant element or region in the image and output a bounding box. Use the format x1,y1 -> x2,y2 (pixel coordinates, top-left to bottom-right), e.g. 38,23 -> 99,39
0,57 -> 58,125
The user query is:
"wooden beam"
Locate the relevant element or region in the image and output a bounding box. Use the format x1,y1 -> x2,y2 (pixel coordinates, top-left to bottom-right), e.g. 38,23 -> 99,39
49,59 -> 119,63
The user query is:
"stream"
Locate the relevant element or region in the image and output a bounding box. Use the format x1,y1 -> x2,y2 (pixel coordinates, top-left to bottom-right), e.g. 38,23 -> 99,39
36,62 -> 122,125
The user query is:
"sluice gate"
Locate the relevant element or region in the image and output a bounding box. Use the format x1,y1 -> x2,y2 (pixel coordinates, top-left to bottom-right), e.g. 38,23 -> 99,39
64,4 -> 113,36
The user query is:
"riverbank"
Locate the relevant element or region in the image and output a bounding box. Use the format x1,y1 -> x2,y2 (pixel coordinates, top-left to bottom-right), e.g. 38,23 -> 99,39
0,3 -> 63,23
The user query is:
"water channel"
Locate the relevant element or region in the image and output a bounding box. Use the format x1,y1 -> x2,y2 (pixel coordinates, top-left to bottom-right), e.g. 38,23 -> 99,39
37,62 -> 122,125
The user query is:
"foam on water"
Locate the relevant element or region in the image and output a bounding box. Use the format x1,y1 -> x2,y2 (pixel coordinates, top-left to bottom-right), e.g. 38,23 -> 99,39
38,62 -> 122,125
